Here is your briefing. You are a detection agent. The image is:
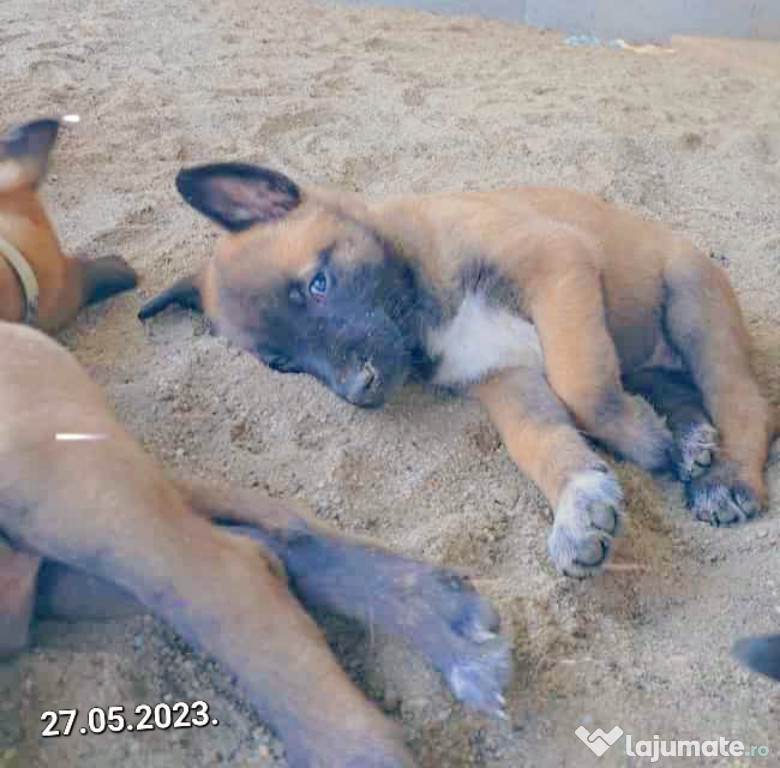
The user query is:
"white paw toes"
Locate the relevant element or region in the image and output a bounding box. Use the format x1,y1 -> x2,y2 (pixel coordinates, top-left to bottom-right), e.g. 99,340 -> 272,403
547,467 -> 624,578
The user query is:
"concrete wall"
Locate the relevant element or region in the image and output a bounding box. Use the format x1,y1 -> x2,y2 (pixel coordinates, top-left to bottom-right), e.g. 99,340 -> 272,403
343,0 -> 526,23
344,0 -> 780,42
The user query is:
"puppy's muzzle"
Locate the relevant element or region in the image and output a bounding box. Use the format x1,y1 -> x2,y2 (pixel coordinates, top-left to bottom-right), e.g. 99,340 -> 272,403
342,361 -> 383,407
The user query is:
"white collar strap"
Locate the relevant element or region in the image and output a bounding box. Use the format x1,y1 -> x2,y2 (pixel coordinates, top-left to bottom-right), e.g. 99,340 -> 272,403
0,233 -> 39,325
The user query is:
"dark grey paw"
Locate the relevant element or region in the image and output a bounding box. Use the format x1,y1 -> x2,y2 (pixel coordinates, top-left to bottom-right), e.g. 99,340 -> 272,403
235,526 -> 514,719
419,568 -> 512,717
685,461 -> 763,526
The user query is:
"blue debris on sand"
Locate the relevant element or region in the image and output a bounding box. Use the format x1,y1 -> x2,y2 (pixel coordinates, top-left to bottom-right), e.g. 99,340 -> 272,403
563,35 -> 635,50
563,34 -> 602,46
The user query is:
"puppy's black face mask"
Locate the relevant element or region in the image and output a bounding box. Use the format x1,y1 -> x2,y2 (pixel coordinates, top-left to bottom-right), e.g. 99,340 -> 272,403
241,237 -> 432,409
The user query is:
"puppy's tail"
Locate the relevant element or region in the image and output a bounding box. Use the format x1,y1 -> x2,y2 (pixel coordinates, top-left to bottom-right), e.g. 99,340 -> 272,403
138,273 -> 202,320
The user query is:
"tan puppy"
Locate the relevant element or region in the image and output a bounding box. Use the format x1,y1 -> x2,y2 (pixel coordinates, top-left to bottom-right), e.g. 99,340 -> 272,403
0,321 -> 510,768
139,164 -> 776,577
0,117 -> 136,330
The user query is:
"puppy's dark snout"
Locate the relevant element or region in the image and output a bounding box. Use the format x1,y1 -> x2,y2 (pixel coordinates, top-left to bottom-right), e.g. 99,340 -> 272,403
343,361 -> 381,406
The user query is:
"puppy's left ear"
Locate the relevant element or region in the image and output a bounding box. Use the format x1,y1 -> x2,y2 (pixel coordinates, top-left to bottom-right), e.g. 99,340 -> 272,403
0,118 -> 60,192
733,635 -> 780,681
175,163 -> 303,232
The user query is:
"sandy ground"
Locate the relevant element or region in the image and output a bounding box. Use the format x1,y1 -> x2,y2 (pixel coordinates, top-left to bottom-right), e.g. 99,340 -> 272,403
1,1 -> 779,766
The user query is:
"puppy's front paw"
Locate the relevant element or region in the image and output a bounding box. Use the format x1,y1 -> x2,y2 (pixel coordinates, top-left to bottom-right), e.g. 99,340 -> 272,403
686,460 -> 763,526
547,467 -> 623,578
676,421 -> 718,481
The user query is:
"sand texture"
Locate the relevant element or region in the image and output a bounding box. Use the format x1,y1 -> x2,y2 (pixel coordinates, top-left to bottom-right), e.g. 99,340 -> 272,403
1,1 -> 779,766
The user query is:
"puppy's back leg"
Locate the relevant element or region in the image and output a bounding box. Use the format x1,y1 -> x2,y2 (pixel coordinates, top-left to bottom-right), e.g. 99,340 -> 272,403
623,368 -> 718,482
34,480 -> 511,717
662,247 -> 774,524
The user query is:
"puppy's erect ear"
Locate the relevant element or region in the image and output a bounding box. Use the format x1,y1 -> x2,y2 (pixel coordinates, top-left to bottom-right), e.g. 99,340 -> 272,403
175,163 -> 303,232
0,118 -> 60,192
733,635 -> 780,681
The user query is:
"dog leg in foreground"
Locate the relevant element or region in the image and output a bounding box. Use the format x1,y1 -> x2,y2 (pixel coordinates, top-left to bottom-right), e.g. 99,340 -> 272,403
23,479 -> 512,720
0,324 -> 411,768
0,323 -> 510,767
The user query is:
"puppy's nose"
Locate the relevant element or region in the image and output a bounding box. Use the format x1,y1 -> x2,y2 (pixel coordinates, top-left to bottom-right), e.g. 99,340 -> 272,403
343,362 -> 380,406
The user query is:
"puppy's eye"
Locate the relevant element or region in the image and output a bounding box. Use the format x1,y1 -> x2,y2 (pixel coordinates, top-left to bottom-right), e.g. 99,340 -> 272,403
309,271 -> 328,298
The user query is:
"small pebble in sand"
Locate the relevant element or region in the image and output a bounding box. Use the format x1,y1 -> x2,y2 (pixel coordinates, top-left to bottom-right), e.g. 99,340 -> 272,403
62,114 -> 80,123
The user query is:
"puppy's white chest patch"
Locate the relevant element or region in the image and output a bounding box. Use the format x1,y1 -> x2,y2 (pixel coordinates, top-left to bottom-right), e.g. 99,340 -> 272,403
427,293 -> 543,387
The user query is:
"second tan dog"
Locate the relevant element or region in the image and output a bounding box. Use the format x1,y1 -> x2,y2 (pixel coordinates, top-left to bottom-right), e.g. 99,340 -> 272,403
0,114 -> 138,657
0,117 -> 137,330
139,163 -> 777,577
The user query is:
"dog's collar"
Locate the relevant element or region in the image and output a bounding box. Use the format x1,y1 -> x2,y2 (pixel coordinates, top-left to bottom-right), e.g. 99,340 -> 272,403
0,233 -> 39,324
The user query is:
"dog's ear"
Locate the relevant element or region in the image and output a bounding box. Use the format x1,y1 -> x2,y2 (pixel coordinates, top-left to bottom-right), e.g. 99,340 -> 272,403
733,635 -> 780,681
175,163 -> 303,232
0,118 -> 60,192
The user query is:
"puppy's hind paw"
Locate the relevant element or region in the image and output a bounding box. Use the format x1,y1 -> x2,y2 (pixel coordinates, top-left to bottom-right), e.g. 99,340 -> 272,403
547,466 -> 623,578
676,422 -> 718,482
686,460 -> 763,526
